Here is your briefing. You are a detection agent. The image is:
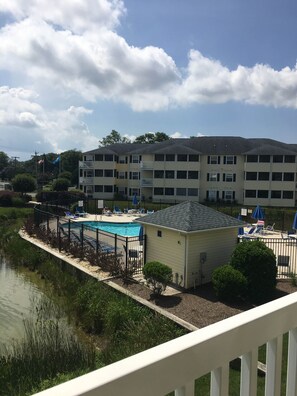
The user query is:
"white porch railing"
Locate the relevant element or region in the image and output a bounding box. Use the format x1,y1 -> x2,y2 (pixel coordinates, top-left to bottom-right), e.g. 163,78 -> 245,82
34,292 -> 297,396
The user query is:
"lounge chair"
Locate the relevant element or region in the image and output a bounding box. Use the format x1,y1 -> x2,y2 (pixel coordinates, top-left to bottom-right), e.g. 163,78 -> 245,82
146,209 -> 155,214
265,223 -> 275,232
64,211 -> 79,219
75,207 -> 88,217
113,206 -> 123,215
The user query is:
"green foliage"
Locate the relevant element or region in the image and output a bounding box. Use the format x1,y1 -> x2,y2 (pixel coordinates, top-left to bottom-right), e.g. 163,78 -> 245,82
212,265 -> 248,301
230,241 -> 277,303
143,261 -> 173,295
52,177 -> 70,192
12,174 -> 36,195
134,132 -> 171,144
99,130 -> 131,146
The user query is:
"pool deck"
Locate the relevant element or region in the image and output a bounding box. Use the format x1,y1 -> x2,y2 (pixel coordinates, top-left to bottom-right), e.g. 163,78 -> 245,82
70,213 -> 144,223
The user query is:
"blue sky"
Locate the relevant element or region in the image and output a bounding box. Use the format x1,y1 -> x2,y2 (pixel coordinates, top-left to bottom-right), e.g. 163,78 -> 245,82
0,0 -> 296,160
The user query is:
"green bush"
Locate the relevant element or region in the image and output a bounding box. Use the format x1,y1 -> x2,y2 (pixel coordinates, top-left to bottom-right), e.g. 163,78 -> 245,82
143,261 -> 173,295
212,265 -> 247,301
230,240 -> 277,303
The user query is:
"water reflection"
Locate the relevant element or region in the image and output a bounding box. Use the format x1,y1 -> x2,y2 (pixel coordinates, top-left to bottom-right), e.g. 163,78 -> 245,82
0,255 -> 43,345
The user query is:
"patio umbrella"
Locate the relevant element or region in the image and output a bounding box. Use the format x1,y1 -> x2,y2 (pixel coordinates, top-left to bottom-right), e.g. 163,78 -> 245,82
237,214 -> 244,236
132,193 -> 138,206
252,205 -> 265,220
293,212 -> 297,231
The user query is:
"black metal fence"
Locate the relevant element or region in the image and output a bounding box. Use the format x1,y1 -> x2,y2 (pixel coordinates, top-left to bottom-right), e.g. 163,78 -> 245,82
239,237 -> 297,279
33,207 -> 146,276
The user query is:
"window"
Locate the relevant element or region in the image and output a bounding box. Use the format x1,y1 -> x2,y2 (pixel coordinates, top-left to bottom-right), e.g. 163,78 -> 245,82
258,172 -> 269,181
104,185 -> 113,193
165,188 -> 174,195
95,154 -> 103,161
271,190 -> 281,199
94,185 -> 103,192
223,191 -> 234,201
257,190 -> 269,198
154,170 -> 164,178
273,155 -> 283,163
284,155 -> 295,163
105,154 -> 113,161
208,173 -> 220,182
166,154 -> 175,161
188,188 -> 198,196
272,172 -> 282,181
104,169 -> 114,177
131,172 -> 139,180
246,155 -> 258,163
283,173 -> 294,181
119,156 -> 126,164
246,172 -> 257,181
129,188 -> 140,196
188,171 -> 199,179
259,155 -> 270,163
165,170 -> 175,179
224,155 -> 236,165
208,155 -> 220,164
131,155 -> 140,164
189,154 -> 199,162
155,154 -> 164,161
207,190 -> 219,201
157,230 -> 162,237
95,169 -> 103,177
177,171 -> 187,179
154,187 -> 164,195
245,190 -> 256,198
118,171 -> 125,179
283,191 -> 294,199
85,170 -> 93,177
224,173 -> 236,182
176,188 -> 186,196
177,154 -> 187,162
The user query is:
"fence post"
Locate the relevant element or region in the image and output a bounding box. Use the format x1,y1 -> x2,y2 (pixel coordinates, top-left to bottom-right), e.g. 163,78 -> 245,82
114,234 -> 118,264
68,220 -> 71,244
125,236 -> 128,273
96,228 -> 99,255
81,224 -> 84,258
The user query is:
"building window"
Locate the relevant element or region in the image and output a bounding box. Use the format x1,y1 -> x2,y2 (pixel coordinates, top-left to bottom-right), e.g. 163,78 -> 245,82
157,230 -> 162,237
258,172 -> 270,181
272,172 -> 282,181
165,188 -> 174,195
176,188 -> 186,196
245,190 -> 256,198
131,155 -> 140,163
119,156 -> 126,164
208,155 -> 220,164
95,169 -> 103,177
257,190 -> 269,198
283,191 -> 294,199
188,171 -> 199,179
208,172 -> 220,182
271,190 -> 281,199
224,155 -> 236,165
104,185 -> 113,193
104,154 -> 113,161
154,170 -> 164,178
273,155 -> 283,163
246,172 -> 257,181
284,155 -> 295,163
246,155 -> 258,163
283,172 -> 294,181
177,171 -> 187,179
155,154 -> 164,161
85,170 -> 93,177
224,173 -> 236,182
207,190 -> 219,201
165,170 -> 175,179
166,154 -> 175,161
188,188 -> 198,196
259,155 -> 270,163
189,154 -> 199,162
154,187 -> 164,195
104,169 -> 114,177
129,188 -> 140,196
94,185 -> 103,192
95,154 -> 103,161
177,154 -> 187,162
130,172 -> 139,180
223,191 -> 234,201
118,171 -> 125,179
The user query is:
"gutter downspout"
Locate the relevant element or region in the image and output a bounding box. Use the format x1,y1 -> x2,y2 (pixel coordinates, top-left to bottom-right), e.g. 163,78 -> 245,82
182,233 -> 188,289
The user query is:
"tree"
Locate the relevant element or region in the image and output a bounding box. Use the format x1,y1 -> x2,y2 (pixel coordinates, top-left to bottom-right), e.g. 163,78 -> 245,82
99,130 -> 130,147
0,151 -> 10,172
52,178 -> 70,192
134,132 -> 171,144
60,150 -> 82,185
12,174 -> 36,195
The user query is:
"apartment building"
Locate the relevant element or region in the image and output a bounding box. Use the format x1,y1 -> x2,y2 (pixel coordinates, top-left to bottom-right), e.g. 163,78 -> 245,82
79,136 -> 297,207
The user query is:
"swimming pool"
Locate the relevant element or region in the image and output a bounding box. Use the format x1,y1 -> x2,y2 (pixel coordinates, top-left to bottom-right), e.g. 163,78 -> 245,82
82,221 -> 141,237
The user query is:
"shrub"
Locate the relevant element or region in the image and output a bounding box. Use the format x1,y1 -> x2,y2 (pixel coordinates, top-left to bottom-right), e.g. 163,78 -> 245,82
230,240 -> 277,303
52,178 -> 70,192
212,264 -> 247,301
143,261 -> 173,295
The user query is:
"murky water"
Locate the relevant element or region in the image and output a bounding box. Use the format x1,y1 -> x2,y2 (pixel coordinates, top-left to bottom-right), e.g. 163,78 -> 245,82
0,255 -> 43,346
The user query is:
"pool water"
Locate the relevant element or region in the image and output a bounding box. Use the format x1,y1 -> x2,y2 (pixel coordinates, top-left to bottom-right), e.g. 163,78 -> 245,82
83,222 -> 141,237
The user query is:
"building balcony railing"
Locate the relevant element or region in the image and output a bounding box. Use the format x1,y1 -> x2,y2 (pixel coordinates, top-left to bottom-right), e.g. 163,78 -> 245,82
79,161 -> 94,169
140,161 -> 154,170
33,292 -> 297,396
79,177 -> 94,184
141,178 -> 153,187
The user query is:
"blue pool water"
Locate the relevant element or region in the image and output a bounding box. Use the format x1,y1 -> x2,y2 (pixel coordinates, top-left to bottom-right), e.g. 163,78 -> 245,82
82,222 -> 141,237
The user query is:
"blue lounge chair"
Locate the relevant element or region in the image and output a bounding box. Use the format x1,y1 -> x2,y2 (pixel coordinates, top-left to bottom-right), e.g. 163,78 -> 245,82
113,206 -> 123,215
64,211 -> 79,219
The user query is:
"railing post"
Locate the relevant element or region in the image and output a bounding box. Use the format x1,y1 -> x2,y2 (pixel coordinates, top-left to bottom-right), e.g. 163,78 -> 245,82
210,364 -> 229,395
240,349 -> 258,396
265,335 -> 282,396
286,328 -> 297,395
175,380 -> 195,396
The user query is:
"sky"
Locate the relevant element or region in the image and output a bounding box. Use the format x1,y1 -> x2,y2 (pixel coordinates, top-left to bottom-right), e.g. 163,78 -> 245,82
0,0 -> 297,161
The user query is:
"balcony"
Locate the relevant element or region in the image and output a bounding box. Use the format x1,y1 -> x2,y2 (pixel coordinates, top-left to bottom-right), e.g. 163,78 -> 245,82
140,161 -> 154,170
79,161 -> 94,169
33,292 -> 297,395
141,178 -> 153,187
79,177 -> 94,184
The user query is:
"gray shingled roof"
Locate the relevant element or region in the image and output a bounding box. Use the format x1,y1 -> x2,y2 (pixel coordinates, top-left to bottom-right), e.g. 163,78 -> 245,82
136,201 -> 245,232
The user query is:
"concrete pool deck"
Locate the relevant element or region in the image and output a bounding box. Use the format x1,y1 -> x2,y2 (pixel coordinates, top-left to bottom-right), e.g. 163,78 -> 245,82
69,212 -> 143,223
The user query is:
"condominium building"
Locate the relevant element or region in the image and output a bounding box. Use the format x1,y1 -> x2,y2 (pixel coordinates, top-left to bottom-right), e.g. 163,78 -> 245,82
79,136 -> 297,207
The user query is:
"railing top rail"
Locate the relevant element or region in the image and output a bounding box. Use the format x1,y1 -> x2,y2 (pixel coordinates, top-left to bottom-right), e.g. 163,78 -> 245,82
34,292 -> 297,396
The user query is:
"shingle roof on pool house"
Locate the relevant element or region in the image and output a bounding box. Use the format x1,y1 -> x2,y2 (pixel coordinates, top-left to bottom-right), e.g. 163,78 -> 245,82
136,201 -> 245,233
